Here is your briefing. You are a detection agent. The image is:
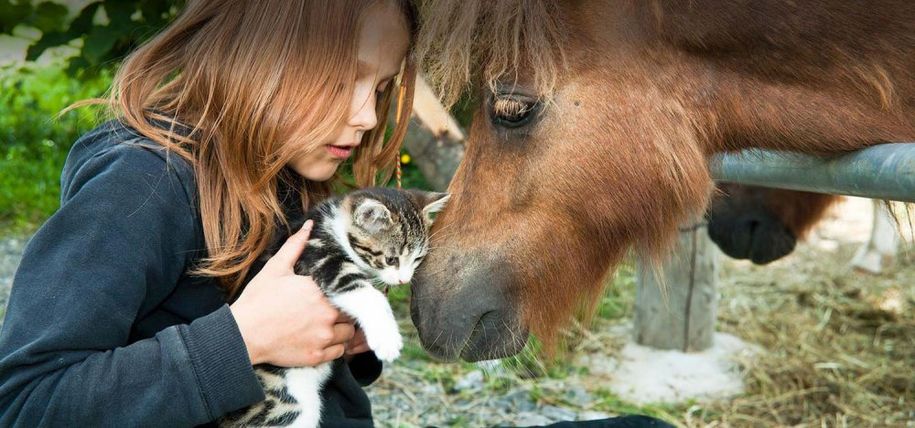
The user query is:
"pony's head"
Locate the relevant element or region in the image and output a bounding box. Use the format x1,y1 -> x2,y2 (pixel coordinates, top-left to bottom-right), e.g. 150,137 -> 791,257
410,1 -> 712,361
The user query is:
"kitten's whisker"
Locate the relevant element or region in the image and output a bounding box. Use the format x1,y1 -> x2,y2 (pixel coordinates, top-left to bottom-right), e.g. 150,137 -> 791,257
428,222 -> 459,236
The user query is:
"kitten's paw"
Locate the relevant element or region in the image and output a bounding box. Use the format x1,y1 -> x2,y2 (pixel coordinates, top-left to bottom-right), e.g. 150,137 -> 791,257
367,329 -> 403,362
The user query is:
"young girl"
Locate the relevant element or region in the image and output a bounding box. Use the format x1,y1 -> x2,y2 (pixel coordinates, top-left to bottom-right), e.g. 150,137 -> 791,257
0,0 -> 416,426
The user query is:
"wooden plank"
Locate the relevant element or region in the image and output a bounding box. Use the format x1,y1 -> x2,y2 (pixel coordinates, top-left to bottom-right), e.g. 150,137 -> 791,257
402,74 -> 465,191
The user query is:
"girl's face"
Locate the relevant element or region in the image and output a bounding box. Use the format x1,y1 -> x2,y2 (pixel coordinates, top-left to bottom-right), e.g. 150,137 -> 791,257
288,1 -> 410,181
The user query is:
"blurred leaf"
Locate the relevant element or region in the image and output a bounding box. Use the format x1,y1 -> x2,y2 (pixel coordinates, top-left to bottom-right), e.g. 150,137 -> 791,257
103,1 -> 138,32
65,55 -> 90,76
31,2 -> 68,33
82,25 -> 119,65
25,2 -> 102,61
139,0 -> 171,27
4,1 -> 182,76
25,30 -> 70,61
69,2 -> 104,35
0,0 -> 31,34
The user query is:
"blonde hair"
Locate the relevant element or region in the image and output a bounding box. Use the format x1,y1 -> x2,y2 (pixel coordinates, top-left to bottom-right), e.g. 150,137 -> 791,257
74,0 -> 417,296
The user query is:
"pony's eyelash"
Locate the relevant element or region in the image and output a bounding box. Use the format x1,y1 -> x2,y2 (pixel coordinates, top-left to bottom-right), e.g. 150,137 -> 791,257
492,98 -> 531,117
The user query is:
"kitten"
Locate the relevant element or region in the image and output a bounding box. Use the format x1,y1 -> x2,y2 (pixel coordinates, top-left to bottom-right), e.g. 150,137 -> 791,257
221,187 -> 449,428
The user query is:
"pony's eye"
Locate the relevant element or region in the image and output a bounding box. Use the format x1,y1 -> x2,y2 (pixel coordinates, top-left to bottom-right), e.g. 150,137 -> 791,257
490,95 -> 540,129
385,256 -> 398,266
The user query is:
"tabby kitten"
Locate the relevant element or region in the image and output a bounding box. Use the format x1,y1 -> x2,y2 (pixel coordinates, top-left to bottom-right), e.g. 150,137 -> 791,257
221,187 -> 449,428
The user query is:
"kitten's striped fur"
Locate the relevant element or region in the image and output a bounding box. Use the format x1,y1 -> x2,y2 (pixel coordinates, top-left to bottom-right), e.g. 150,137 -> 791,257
221,187 -> 448,428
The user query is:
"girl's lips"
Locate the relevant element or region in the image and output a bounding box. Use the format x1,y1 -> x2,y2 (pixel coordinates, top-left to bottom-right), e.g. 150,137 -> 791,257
326,145 -> 355,159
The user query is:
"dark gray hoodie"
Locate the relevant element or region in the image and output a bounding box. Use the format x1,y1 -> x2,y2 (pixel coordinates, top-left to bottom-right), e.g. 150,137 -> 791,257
0,121 -> 379,427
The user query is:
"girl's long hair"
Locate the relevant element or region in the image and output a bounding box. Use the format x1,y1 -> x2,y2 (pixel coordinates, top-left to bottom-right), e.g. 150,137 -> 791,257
73,0 -> 418,297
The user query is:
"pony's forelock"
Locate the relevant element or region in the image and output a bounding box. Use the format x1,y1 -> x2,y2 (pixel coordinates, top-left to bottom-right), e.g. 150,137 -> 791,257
415,0 -> 568,108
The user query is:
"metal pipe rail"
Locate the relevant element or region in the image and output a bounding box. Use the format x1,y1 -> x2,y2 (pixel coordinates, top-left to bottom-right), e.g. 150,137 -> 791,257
637,143 -> 913,352
710,143 -> 915,203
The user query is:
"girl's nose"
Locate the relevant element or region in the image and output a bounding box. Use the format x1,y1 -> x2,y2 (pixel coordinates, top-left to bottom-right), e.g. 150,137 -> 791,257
350,91 -> 378,131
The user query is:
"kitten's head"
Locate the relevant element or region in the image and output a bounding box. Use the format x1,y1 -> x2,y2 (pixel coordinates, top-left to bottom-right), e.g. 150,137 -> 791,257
342,188 -> 449,286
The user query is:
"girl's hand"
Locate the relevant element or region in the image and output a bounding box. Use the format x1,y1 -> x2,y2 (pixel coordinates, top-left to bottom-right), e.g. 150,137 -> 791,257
230,221 -> 356,367
345,327 -> 371,356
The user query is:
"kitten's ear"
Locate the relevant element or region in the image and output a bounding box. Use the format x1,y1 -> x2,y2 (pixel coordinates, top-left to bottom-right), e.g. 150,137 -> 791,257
414,191 -> 450,222
353,199 -> 392,233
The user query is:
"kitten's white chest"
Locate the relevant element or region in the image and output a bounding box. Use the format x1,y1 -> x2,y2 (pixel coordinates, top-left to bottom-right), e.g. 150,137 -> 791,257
284,364 -> 333,428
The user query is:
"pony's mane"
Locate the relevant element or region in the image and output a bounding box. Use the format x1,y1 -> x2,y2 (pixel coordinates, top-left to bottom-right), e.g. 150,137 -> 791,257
415,0 -> 568,108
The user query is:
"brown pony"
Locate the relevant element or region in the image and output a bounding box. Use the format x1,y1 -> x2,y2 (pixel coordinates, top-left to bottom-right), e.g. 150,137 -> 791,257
410,0 -> 915,361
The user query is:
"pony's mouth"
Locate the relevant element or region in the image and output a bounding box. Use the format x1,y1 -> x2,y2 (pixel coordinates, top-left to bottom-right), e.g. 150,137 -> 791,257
457,311 -> 530,361
410,245 -> 529,361
412,294 -> 529,362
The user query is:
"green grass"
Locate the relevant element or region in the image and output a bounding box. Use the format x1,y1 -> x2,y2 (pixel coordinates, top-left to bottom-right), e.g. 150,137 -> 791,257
591,388 -> 687,423
0,63 -> 110,234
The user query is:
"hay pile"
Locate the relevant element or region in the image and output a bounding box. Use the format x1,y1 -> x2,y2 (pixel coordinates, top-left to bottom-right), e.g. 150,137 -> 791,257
696,242 -> 914,427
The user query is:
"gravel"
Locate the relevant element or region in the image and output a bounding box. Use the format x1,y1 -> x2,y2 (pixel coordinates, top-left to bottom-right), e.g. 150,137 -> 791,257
0,235 -> 27,324
366,359 -> 616,427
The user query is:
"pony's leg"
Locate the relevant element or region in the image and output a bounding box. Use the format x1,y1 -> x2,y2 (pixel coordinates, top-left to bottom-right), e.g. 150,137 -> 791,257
851,200 -> 900,274
331,284 -> 402,361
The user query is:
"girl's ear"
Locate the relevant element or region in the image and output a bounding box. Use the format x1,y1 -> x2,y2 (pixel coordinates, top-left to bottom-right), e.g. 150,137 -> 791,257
354,199 -> 393,233
408,191 -> 450,222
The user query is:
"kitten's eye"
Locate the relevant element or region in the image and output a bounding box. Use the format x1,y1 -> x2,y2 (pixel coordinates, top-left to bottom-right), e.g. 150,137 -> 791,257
489,93 -> 541,129
385,256 -> 398,266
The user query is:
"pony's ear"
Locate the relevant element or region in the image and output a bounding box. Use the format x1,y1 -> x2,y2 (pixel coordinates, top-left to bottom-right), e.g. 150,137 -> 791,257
413,191 -> 450,222
353,199 -> 392,233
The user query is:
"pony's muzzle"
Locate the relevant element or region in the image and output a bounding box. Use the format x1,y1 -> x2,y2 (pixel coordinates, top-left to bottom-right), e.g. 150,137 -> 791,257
410,251 -> 528,361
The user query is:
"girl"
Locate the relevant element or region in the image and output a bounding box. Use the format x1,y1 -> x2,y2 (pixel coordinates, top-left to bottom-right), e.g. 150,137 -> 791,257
0,0 -> 416,426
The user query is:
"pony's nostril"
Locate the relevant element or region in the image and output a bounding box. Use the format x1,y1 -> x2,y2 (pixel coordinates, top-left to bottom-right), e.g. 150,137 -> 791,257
745,218 -> 761,235
460,308 -> 528,361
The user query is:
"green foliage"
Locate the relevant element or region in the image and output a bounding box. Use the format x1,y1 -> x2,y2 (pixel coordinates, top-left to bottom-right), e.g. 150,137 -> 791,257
396,158 -> 433,190
596,263 -> 637,320
2,0 -> 182,76
592,388 -> 684,422
0,63 -> 110,232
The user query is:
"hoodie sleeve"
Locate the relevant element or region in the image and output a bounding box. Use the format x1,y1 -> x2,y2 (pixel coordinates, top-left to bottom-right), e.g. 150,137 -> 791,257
0,142 -> 264,427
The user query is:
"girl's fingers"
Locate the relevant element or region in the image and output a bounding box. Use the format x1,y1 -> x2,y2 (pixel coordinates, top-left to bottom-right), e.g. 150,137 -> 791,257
344,328 -> 369,355
323,344 -> 346,361
264,220 -> 314,272
344,342 -> 371,356
332,322 -> 355,344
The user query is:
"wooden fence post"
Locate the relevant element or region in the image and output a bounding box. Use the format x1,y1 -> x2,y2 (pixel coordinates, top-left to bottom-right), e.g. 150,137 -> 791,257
633,220 -> 719,352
